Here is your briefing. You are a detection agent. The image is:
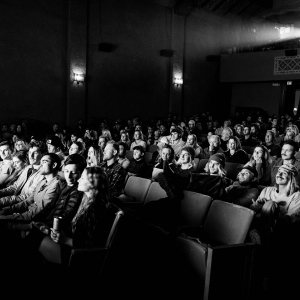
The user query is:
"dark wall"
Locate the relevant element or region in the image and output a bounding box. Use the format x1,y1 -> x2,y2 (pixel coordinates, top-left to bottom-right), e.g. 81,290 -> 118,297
0,0 -> 229,128
0,0 -> 68,126
87,0 -> 171,123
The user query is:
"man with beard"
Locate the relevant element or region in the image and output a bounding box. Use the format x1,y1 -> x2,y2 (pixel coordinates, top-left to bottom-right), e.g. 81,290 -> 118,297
271,140 -> 300,185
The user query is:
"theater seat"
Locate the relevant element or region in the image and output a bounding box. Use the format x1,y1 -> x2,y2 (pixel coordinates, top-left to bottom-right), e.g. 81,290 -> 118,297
68,205 -> 124,271
175,200 -> 256,299
144,152 -> 153,163
144,182 -> 167,205
194,158 -> 200,172
125,150 -> 134,161
198,159 -> 208,173
179,190 -> 212,227
148,144 -> 158,153
224,162 -> 244,181
118,176 -> 151,203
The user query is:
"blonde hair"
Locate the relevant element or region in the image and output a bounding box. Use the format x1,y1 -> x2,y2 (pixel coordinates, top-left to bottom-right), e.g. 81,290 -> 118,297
204,160 -> 227,177
275,172 -> 299,196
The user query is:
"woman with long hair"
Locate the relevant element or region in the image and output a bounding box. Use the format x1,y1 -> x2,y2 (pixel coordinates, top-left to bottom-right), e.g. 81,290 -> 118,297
185,134 -> 202,158
220,127 -> 233,151
3,150 -> 28,187
130,130 -> 146,150
68,141 -> 85,156
14,138 -> 28,153
245,145 -> 272,186
223,136 -> 248,164
174,146 -> 196,176
86,145 -> 102,167
234,124 -> 244,140
119,131 -> 131,148
101,129 -> 113,141
38,167 -> 115,265
204,153 -> 227,178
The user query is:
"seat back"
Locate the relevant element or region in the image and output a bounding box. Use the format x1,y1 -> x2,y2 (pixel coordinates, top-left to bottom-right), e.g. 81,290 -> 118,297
224,162 -> 244,181
194,158 -> 200,172
144,152 -> 153,163
125,150 -> 134,161
144,182 -> 167,204
203,200 -> 254,245
242,146 -> 254,155
124,176 -> 152,203
198,159 -> 208,173
148,144 -> 158,153
179,191 -> 212,227
295,151 -> 300,159
257,185 -> 266,193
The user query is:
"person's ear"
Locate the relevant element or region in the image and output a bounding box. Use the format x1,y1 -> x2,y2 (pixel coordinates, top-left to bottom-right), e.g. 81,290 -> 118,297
52,162 -> 58,170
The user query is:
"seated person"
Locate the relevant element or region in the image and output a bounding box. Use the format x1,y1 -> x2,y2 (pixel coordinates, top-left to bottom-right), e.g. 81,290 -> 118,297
184,134 -> 202,158
127,145 -> 151,178
3,150 -> 28,188
0,140 -> 45,208
152,145 -> 176,181
271,140 -> 300,185
117,142 -> 130,170
0,153 -> 62,221
170,127 -> 185,159
226,165 -> 259,207
173,146 -> 196,177
38,167 -> 116,265
223,136 -> 249,164
0,141 -> 14,187
47,136 -> 66,163
99,142 -> 125,197
149,136 -> 170,165
220,127 -> 233,151
203,153 -> 232,187
24,154 -> 85,243
262,130 -> 281,161
250,165 -> 300,239
271,126 -> 283,146
245,145 -> 272,186
130,130 -> 147,150
68,141 -> 85,156
202,134 -> 224,159
240,125 -> 258,147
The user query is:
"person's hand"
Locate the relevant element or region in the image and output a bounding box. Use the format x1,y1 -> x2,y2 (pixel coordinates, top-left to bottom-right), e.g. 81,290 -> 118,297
32,222 -> 50,235
50,228 -> 68,244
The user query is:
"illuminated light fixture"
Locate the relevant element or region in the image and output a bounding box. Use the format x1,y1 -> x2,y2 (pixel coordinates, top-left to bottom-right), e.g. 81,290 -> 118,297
287,81 -> 293,85
174,77 -> 183,87
73,72 -> 85,85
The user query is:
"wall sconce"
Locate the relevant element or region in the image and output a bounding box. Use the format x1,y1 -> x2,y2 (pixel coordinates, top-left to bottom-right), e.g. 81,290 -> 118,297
174,77 -> 183,87
73,72 -> 85,85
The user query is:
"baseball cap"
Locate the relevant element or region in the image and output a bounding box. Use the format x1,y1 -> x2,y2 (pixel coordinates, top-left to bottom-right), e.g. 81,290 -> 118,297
47,136 -> 62,148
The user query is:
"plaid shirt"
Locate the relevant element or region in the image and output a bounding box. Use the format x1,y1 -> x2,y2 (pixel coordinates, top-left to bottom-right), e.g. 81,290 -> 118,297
99,161 -> 125,197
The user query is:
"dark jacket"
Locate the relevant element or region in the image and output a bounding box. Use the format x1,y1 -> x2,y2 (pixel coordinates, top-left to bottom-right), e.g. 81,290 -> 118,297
223,149 -> 249,165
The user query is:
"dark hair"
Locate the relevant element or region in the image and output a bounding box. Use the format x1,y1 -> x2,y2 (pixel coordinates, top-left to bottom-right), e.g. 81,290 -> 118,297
250,123 -> 258,132
0,140 -> 12,150
227,136 -> 242,150
118,142 -> 129,152
29,140 -> 46,153
13,150 -> 29,165
70,141 -> 84,153
283,139 -> 299,152
44,153 -> 61,172
64,153 -> 86,173
133,145 -> 145,154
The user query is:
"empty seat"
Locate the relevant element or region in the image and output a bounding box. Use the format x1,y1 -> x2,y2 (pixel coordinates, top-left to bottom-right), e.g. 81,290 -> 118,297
175,201 -> 256,298
179,191 -> 212,227
148,144 -> 158,153
144,182 -> 167,205
118,176 -> 151,203
144,152 -> 153,163
125,150 -> 134,161
224,162 -> 244,181
198,159 -> 208,173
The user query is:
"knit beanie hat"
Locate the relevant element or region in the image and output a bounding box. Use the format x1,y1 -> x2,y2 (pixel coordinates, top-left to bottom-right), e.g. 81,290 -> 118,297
278,164 -> 298,177
209,153 -> 225,168
180,146 -> 196,160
